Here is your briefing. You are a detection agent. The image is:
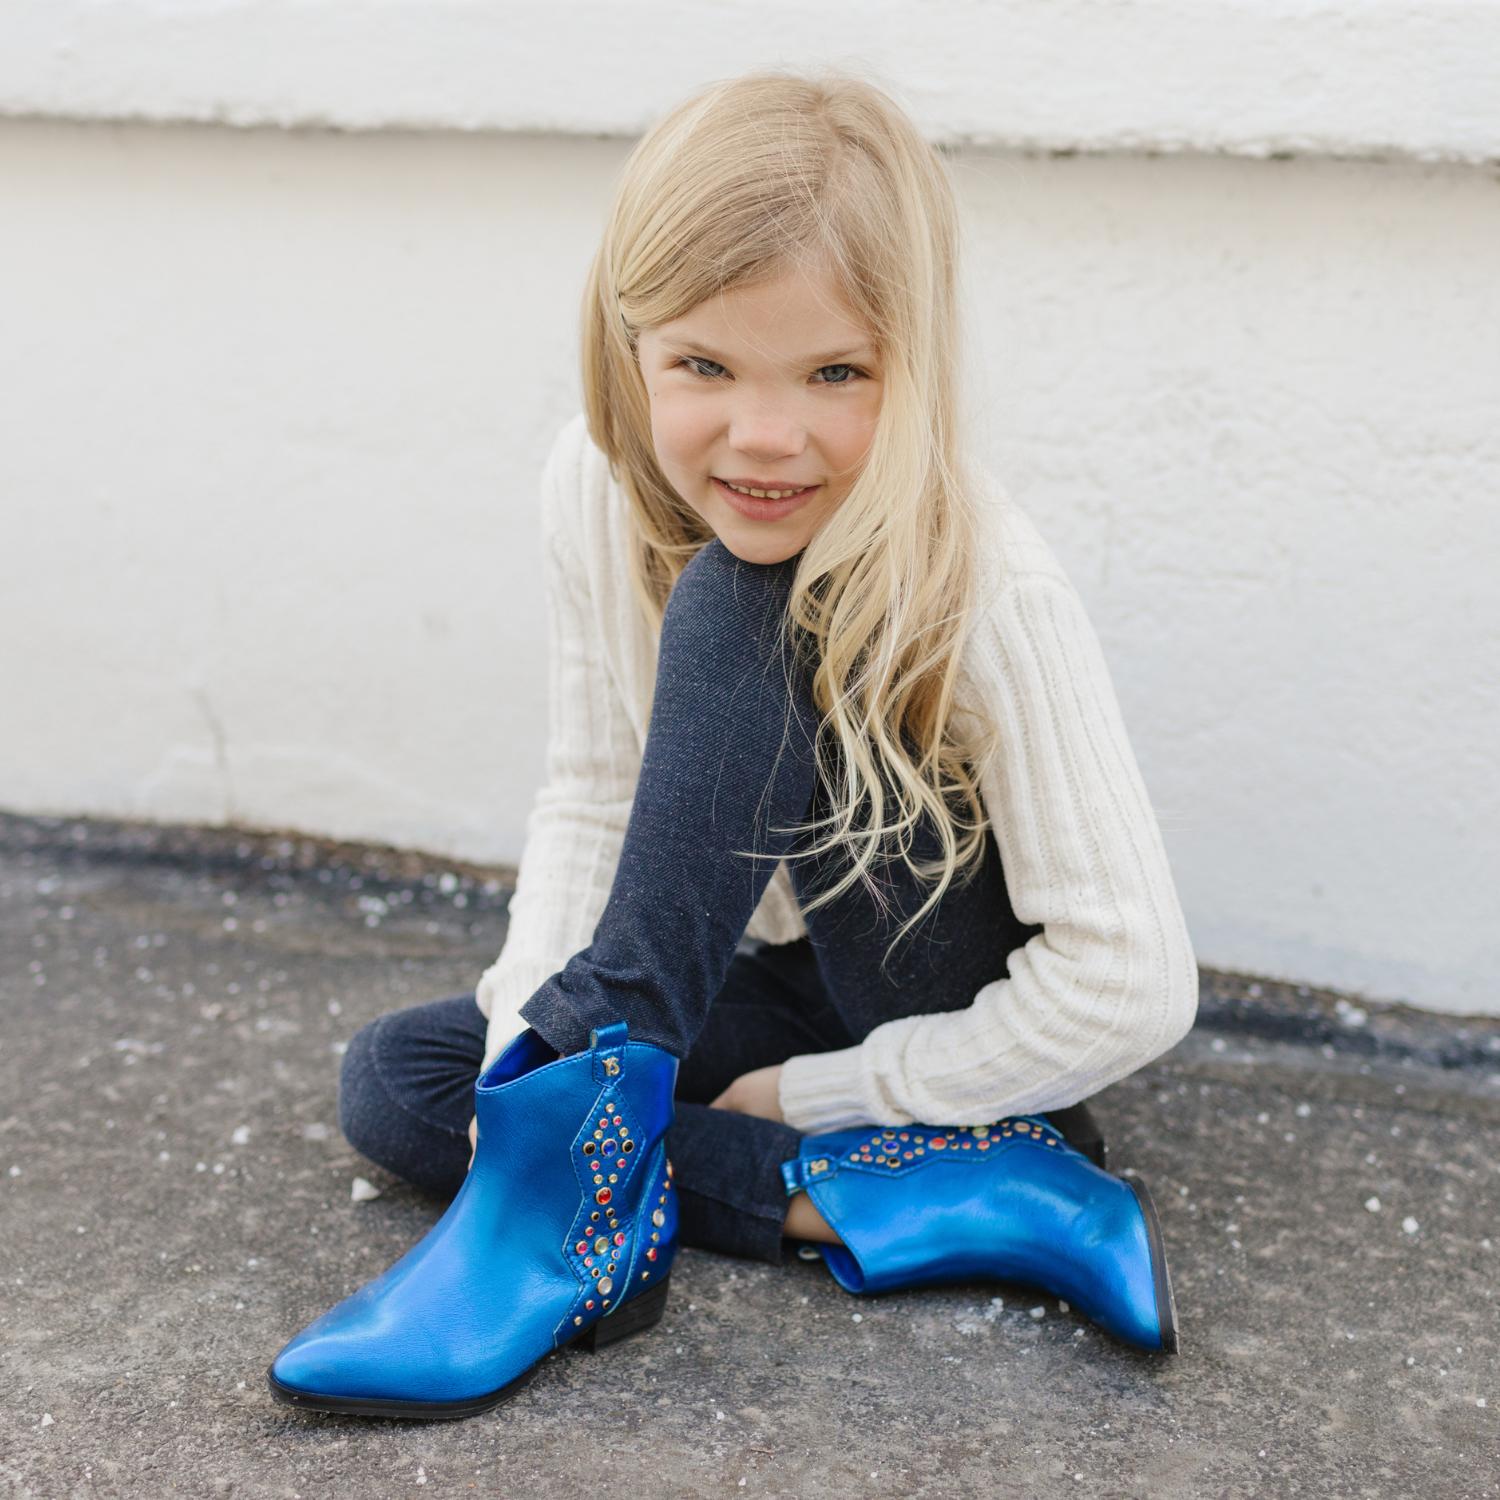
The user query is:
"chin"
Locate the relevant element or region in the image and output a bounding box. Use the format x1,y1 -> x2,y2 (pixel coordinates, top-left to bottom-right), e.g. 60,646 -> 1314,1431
714,526 -> 808,567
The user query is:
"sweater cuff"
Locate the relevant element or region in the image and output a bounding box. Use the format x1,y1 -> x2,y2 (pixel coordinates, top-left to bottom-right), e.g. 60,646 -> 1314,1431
777,1045 -> 887,1134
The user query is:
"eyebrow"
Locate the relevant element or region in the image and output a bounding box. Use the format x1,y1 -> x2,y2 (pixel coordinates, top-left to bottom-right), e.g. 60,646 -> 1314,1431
667,338 -> 874,366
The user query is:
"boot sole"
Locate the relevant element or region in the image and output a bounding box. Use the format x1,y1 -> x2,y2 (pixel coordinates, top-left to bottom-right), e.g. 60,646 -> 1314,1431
266,1271 -> 672,1420
1124,1177 -> 1180,1354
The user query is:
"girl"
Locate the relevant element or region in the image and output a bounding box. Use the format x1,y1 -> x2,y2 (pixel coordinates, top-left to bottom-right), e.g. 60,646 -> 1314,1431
269,68 -> 1198,1418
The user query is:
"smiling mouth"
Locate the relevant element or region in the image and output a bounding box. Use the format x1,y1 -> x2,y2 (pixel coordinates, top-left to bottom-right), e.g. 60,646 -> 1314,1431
714,479 -> 819,499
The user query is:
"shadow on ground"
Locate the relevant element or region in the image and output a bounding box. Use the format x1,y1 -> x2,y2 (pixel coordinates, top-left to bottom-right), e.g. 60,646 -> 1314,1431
1,813 -> 1495,1498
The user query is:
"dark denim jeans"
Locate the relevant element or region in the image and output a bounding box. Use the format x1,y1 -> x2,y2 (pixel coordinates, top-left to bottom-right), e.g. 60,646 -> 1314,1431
338,538 -> 1104,1265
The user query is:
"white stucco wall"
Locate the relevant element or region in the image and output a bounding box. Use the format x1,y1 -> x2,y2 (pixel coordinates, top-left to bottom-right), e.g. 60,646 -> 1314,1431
2,9 -> 1497,1019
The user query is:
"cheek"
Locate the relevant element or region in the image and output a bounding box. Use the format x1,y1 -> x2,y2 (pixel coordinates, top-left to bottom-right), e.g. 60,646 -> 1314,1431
648,394 -> 710,473
825,408 -> 878,482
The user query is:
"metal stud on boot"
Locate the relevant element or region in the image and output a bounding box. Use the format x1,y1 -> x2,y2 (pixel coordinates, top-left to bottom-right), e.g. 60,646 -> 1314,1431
267,1020 -> 680,1418
782,1115 -> 1178,1353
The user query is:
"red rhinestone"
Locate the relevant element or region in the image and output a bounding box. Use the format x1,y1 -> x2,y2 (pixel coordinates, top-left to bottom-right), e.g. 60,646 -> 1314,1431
646,1247 -> 657,1260
584,1257 -> 593,1266
598,1118 -> 608,1128
612,1115 -> 622,1125
586,1299 -> 595,1310
931,1138 -> 947,1149
614,1232 -> 626,1245
575,1240 -> 587,1253
596,1187 -> 612,1204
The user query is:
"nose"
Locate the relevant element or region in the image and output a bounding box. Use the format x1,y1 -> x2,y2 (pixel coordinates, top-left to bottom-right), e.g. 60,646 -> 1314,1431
727,409 -> 808,466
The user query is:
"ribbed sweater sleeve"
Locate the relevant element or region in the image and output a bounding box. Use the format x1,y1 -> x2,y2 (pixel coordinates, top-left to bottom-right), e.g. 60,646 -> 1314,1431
473,424 -> 641,1073
775,569 -> 1199,1133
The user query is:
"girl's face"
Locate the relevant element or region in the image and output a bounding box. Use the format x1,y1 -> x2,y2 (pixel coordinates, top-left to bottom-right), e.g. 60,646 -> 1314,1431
635,262 -> 883,565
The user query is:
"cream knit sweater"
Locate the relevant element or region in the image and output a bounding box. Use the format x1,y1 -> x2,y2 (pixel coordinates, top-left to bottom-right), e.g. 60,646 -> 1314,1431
475,413 -> 1199,1134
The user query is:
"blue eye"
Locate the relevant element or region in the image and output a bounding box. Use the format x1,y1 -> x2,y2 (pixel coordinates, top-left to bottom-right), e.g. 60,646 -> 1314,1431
676,357 -> 866,386
678,357 -> 724,380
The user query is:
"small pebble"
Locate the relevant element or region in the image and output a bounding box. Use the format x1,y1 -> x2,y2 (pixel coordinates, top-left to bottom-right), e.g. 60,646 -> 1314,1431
1402,1217 -> 1419,1235
351,1177 -> 382,1203
1365,1197 -> 1381,1213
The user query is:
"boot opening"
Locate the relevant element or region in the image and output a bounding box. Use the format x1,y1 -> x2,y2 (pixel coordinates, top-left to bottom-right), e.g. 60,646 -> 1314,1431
477,1028 -> 561,1090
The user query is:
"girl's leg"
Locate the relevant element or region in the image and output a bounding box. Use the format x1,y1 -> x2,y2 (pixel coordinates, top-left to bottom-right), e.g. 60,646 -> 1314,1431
337,992 -> 485,1199
337,951 -> 855,1265
516,538 -> 824,1061
669,936 -> 855,1265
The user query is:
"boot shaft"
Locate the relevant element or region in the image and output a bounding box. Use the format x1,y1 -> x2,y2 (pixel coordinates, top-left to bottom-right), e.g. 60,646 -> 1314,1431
473,1021 -> 681,1322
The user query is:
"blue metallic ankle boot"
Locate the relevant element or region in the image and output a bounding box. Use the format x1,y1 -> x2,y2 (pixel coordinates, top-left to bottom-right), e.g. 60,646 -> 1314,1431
782,1115 -> 1178,1354
268,1019 -> 680,1418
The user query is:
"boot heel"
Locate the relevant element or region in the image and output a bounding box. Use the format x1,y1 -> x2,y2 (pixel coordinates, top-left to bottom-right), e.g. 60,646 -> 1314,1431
578,1274 -> 671,1352
1125,1176 -> 1180,1354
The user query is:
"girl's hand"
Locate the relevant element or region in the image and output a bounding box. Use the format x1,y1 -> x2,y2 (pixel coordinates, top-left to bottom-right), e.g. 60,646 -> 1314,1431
709,1063 -> 786,1123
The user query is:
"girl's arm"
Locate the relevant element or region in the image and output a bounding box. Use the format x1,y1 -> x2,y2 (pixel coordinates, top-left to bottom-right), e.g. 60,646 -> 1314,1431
474,424 -> 641,1073
775,568 -> 1200,1132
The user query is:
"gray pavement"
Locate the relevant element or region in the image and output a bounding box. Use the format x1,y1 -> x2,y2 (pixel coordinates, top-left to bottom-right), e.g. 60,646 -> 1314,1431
1,811 -> 1496,1499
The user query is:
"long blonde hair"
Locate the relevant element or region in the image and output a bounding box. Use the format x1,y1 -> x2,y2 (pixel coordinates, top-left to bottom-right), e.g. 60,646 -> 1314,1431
576,67 -> 1002,974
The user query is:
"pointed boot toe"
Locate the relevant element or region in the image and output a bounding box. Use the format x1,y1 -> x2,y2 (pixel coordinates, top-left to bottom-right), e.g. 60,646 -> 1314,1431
782,1115 -> 1179,1355
267,1019 -> 681,1419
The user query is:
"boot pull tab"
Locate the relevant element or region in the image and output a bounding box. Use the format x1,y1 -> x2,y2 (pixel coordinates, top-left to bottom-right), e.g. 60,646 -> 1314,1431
589,1021 -> 630,1085
781,1153 -> 838,1197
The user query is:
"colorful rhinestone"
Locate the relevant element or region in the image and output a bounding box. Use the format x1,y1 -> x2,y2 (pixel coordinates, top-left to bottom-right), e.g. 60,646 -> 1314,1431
825,1117 -> 1069,1180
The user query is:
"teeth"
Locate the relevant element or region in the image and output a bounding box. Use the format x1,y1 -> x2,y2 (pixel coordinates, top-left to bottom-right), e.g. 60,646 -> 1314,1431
720,480 -> 810,500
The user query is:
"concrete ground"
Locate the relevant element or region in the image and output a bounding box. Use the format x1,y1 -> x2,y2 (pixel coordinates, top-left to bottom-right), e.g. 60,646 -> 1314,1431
1,810 -> 1496,1500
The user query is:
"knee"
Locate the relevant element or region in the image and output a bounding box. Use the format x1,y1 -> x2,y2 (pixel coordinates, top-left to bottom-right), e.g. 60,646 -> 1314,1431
337,1018 -> 386,1160
664,538 -> 800,661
